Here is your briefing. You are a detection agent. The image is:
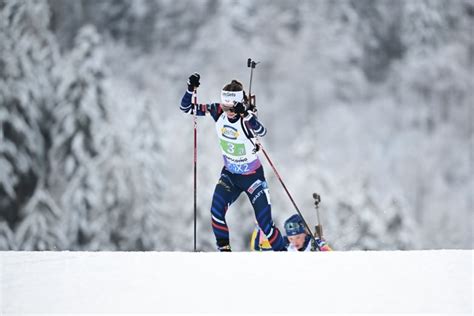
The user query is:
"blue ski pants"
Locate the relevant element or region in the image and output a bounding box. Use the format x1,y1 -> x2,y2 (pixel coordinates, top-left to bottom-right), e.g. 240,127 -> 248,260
210,166 -> 286,251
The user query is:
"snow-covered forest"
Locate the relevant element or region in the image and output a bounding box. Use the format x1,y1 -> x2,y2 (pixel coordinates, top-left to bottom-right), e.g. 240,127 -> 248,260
0,0 -> 472,251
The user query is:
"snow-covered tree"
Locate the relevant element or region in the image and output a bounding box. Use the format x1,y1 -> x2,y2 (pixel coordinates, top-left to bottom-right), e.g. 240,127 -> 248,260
0,220 -> 16,250
0,0 -> 59,248
324,176 -> 419,250
124,102 -> 165,250
93,99 -> 166,250
291,0 -> 472,250
49,0 -> 159,52
15,188 -> 67,250
50,25 -> 106,184
386,0 -> 473,248
49,24 -> 109,250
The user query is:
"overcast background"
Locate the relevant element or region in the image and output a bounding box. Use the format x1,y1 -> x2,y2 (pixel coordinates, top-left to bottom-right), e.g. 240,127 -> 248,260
0,0 -> 472,251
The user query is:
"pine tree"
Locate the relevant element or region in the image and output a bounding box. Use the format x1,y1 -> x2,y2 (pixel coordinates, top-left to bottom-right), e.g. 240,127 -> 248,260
49,24 -> 109,250
15,188 -> 67,250
85,99 -> 165,251
389,0 -> 473,248
0,220 -> 16,250
121,101 -> 165,250
0,0 -> 59,248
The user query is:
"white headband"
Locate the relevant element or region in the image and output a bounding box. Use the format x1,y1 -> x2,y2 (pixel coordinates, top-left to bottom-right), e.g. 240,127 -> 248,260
221,90 -> 244,104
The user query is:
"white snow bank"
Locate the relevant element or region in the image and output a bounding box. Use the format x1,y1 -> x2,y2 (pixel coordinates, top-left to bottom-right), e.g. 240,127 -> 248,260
1,250 -> 472,315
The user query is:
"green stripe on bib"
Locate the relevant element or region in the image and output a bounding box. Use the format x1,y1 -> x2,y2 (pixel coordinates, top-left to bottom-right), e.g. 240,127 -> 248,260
220,139 -> 246,156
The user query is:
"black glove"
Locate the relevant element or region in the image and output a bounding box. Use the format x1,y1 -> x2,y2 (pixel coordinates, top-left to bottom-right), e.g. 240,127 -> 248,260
187,72 -> 200,91
233,101 -> 247,116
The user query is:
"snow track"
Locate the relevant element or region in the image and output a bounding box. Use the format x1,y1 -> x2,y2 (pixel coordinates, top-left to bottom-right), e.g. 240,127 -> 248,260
1,250 -> 472,315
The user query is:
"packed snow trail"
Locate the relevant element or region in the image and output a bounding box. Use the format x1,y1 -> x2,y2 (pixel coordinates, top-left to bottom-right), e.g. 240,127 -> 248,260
1,250 -> 472,314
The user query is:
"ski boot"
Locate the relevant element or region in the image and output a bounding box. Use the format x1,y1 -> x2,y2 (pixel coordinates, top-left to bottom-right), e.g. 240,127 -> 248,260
217,239 -> 232,252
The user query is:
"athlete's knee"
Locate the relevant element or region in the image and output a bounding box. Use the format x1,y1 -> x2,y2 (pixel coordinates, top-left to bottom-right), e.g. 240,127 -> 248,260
249,185 -> 271,207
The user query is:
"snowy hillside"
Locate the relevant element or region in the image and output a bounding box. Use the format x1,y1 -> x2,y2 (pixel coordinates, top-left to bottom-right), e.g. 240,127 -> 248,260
1,250 -> 472,315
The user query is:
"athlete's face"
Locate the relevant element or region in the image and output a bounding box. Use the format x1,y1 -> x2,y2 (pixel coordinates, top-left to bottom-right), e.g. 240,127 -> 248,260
288,233 -> 307,250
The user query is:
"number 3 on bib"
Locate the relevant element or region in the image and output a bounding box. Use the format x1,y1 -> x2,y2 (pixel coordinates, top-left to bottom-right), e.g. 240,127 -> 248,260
220,139 -> 246,156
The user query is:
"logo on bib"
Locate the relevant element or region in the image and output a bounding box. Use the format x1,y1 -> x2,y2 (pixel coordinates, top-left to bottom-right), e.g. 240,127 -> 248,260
221,125 -> 239,140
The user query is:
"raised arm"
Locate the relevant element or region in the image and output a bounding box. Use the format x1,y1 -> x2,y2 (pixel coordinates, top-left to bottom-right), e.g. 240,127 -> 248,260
179,73 -> 223,121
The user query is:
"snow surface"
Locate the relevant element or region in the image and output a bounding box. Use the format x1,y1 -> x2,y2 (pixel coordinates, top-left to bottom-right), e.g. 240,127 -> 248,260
1,250 -> 472,315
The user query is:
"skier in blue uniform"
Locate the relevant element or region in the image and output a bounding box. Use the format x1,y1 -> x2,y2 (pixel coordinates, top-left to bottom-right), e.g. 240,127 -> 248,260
180,73 -> 286,251
284,214 -> 332,252
250,214 -> 332,251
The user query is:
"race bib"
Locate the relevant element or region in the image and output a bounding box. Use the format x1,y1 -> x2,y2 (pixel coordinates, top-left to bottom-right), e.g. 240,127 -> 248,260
220,139 -> 246,156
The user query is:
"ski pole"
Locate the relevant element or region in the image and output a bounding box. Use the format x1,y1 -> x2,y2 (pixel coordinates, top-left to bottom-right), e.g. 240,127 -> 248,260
193,88 -> 198,252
